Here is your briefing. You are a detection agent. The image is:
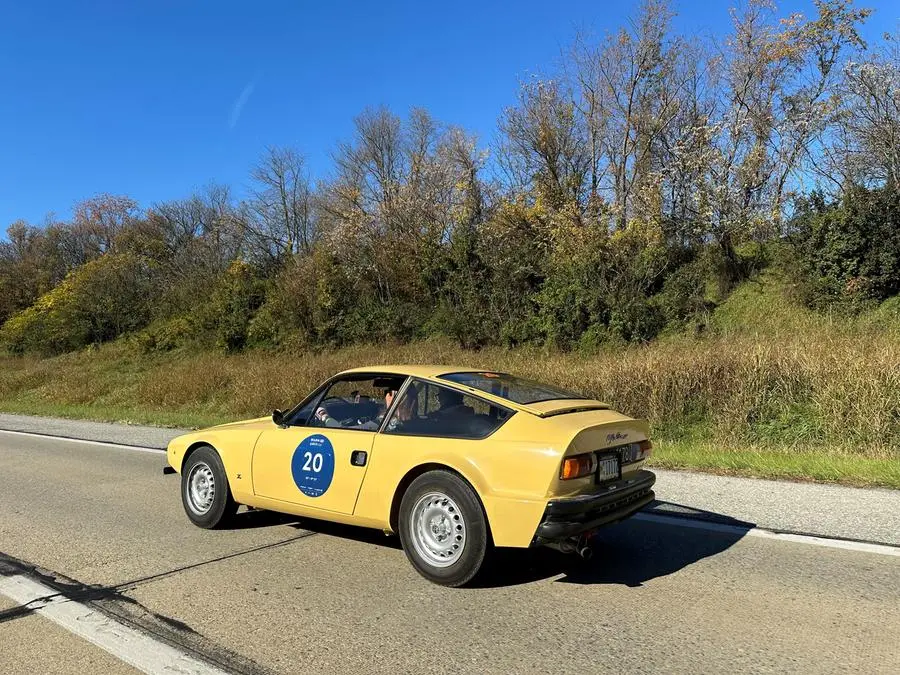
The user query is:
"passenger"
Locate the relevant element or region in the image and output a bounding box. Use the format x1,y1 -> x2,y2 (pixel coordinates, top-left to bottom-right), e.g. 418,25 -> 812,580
433,387 -> 468,419
383,388 -> 396,412
385,386 -> 418,432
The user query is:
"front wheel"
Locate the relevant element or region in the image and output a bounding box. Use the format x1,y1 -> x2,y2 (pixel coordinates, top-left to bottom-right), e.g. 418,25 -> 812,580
181,445 -> 238,529
398,470 -> 490,587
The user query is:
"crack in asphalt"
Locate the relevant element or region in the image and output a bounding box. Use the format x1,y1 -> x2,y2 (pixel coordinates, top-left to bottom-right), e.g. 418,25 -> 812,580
0,533 -> 318,675
113,530 -> 319,593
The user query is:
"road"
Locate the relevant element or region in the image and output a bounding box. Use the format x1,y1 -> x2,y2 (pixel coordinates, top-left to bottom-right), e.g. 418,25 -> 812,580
0,424 -> 898,674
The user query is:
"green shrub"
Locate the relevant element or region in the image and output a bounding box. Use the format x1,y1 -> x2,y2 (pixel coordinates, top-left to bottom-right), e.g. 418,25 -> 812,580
245,302 -> 281,349
0,253 -> 156,354
608,297 -> 664,342
655,252 -> 717,331
536,216 -> 675,345
790,186 -> 900,309
207,261 -> 268,352
426,223 -> 495,349
131,316 -> 204,353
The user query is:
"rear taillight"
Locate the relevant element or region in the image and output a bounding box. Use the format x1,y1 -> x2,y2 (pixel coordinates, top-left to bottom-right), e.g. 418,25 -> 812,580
560,453 -> 598,480
638,440 -> 653,459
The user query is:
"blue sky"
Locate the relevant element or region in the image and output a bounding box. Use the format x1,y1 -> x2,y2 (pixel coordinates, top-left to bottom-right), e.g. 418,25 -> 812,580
1,0 -> 897,227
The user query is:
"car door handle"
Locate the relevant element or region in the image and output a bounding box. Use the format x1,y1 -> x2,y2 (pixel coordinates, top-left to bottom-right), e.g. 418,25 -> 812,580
350,450 -> 368,466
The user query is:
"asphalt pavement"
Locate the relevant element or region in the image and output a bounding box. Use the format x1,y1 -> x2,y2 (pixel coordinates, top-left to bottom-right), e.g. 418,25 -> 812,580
0,417 -> 898,674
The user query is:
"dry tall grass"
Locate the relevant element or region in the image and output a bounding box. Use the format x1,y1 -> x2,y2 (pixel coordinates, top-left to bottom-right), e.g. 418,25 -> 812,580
1,331 -> 896,460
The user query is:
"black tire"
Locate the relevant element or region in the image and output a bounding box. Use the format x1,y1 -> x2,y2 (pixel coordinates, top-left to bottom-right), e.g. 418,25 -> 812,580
180,445 -> 238,529
398,470 -> 491,587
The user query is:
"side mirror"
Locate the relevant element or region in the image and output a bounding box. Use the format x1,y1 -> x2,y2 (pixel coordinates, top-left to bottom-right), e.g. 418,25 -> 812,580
272,409 -> 285,427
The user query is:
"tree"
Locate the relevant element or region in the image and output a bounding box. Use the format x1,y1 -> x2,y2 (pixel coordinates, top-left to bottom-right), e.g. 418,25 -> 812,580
770,0 -> 870,211
688,0 -> 868,282
148,185 -> 244,278
245,147 -> 316,264
826,30 -> 900,188
71,194 -> 139,258
567,0 -> 685,228
0,219 -> 79,323
498,78 -> 590,212
317,106 -> 481,337
0,253 -> 157,354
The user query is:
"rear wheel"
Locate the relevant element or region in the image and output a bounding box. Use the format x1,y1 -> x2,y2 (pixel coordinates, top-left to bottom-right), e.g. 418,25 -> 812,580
398,470 -> 490,587
181,445 -> 237,529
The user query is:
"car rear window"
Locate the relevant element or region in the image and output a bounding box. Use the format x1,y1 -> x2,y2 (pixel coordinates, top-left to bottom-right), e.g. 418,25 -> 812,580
438,372 -> 587,404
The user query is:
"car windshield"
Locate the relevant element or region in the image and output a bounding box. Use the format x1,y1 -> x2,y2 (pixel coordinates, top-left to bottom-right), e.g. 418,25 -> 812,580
438,372 -> 587,404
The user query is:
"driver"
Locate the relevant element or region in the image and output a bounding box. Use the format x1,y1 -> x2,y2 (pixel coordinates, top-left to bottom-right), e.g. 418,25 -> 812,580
314,380 -> 408,430
313,406 -> 342,428
355,387 -> 398,430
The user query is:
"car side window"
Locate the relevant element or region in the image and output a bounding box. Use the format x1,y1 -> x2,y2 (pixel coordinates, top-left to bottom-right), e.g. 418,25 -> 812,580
383,380 -> 513,439
307,374 -> 407,431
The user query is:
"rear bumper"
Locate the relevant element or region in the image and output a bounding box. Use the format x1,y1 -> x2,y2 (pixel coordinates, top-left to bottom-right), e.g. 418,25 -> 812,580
533,469 -> 656,543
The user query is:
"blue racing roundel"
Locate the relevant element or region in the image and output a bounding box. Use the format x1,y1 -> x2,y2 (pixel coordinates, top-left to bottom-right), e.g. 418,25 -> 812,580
290,434 -> 335,498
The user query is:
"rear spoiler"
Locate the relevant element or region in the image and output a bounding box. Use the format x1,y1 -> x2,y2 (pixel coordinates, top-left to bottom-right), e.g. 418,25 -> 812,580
533,403 -> 610,418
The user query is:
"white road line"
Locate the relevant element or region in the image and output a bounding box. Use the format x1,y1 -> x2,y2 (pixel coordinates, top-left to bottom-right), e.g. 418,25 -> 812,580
0,574 -> 228,675
635,512 -> 900,557
0,428 -> 166,453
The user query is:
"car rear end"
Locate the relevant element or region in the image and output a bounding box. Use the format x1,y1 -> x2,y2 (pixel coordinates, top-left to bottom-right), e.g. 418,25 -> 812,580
529,407 -> 656,555
427,372 -> 655,554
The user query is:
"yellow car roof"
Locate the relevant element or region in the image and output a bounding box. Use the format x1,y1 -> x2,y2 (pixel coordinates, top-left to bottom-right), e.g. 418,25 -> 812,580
336,364 -> 476,379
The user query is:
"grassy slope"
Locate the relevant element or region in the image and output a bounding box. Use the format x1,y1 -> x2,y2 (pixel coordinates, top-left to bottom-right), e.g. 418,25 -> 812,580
1,272 -> 898,488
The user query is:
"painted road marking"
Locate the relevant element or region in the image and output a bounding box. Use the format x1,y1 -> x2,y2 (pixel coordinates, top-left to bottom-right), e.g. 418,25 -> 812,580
4,426 -> 899,557
0,427 -> 166,453
635,513 -> 900,557
0,574 -> 228,675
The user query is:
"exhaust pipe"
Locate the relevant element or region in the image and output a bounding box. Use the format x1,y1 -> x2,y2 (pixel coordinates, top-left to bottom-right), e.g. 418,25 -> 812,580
539,535 -> 595,559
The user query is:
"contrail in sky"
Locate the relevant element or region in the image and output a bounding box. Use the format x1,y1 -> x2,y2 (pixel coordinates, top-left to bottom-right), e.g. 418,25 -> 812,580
228,81 -> 255,129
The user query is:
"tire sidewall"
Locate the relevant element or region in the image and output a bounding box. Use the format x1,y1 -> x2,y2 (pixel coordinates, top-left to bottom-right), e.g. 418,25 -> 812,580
181,445 -> 234,529
399,470 -> 489,587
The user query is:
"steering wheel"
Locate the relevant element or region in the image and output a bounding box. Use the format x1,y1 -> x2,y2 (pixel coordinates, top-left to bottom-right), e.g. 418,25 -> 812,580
332,415 -> 373,428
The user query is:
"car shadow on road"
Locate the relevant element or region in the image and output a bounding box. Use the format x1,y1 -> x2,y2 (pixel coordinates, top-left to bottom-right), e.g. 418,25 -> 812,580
473,501 -> 756,589
219,501 -> 755,589
218,507 -> 305,530
287,519 -> 405,550
0,549 -> 178,627
222,508 -> 405,549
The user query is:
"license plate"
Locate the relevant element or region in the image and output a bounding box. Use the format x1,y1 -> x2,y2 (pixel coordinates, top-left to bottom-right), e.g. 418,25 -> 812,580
597,455 -> 619,482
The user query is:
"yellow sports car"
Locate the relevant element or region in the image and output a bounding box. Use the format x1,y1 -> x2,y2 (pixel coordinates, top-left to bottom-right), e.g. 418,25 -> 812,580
164,365 -> 656,586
